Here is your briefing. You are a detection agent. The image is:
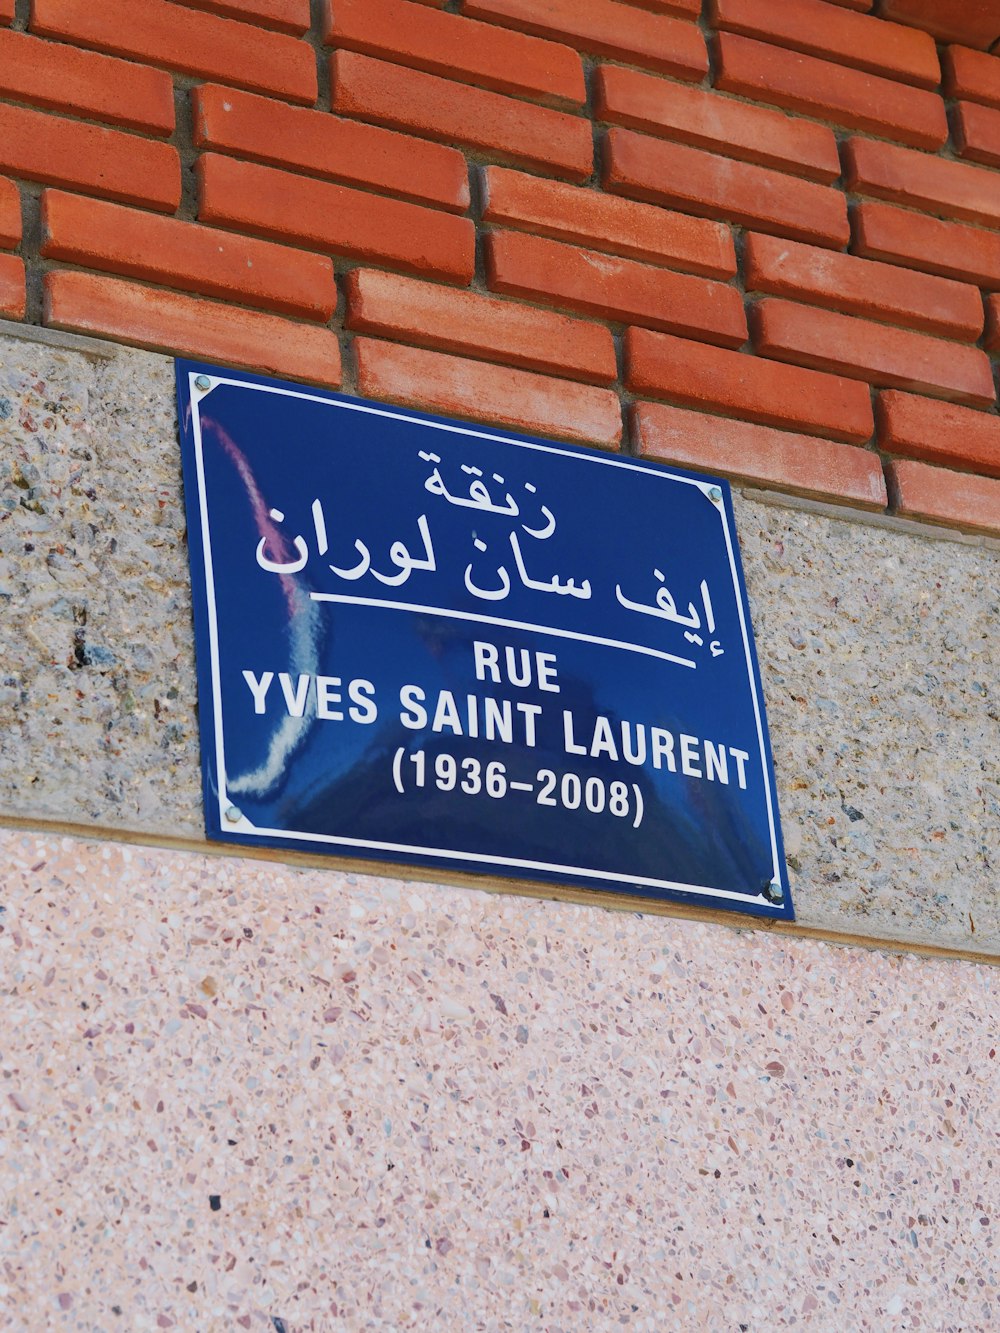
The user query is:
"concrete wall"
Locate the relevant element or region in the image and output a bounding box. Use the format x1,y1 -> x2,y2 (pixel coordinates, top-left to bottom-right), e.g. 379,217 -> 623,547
1,824 -> 997,1331
2,326 -> 997,955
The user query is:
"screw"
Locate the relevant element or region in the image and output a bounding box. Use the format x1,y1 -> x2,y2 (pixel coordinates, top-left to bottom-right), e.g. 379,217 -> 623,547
765,879 -> 783,902
708,486 -> 723,503
194,375 -> 212,392
224,805 -> 243,824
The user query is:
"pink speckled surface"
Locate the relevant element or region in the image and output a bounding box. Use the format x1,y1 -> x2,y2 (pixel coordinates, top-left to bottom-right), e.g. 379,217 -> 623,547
0,828 -> 997,1331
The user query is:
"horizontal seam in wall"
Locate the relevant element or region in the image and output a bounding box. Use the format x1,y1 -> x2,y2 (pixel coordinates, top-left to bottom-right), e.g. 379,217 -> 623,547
0,312 -> 117,356
741,485 -> 1000,551
1,813 -> 997,969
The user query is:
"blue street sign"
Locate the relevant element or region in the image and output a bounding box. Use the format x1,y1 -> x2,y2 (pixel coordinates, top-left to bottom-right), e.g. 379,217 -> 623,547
176,361 -> 792,920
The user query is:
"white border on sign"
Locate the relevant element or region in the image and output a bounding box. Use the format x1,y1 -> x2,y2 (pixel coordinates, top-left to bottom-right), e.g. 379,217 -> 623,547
188,372 -> 784,908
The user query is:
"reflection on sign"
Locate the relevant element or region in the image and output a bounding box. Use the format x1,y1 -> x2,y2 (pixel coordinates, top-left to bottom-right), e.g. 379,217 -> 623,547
177,360 -> 792,921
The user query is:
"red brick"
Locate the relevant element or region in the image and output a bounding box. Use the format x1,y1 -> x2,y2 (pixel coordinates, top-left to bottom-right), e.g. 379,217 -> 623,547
0,0 -> 12,24
331,51 -> 591,182
983,293 -> 1000,350
844,137 -> 1000,230
193,85 -> 468,214
595,65 -> 839,184
634,401 -> 886,507
45,272 -> 342,386
482,167 -> 735,278
171,0 -> 311,35
486,230 -> 747,348
714,33 -> 947,151
709,0 -> 939,88
633,0 -> 700,12
876,391 -> 1000,478
751,298 -> 995,406
355,337 -> 623,448
744,232 -> 984,342
31,0 -> 317,105
0,253 -> 25,320
0,30 -> 175,136
0,103 -> 180,212
798,0 -> 871,10
0,177 -> 20,249
40,190 -> 336,322
197,153 -> 474,284
852,201 -> 1000,290
463,0 -> 707,81
887,459 -> 1000,534
604,128 -> 849,249
880,0 -> 998,50
345,269 -> 615,385
625,327 -> 874,442
943,46 -> 1000,109
953,101 -> 1000,169
323,0 -> 585,108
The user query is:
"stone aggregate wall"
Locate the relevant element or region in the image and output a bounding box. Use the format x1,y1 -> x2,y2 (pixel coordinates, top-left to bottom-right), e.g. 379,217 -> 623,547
1,326 -> 998,954
1,825 -> 997,1331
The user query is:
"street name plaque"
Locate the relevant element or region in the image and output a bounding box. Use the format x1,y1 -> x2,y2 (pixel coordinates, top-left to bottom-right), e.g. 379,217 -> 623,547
176,361 -> 792,920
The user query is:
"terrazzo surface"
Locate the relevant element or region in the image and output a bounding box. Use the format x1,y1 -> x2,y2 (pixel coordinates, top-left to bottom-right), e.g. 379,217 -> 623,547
1,329 -> 999,951
0,828 -> 997,1331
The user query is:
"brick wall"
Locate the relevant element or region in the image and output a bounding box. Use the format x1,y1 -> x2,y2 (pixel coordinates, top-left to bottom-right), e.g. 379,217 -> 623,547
3,0 -> 1000,535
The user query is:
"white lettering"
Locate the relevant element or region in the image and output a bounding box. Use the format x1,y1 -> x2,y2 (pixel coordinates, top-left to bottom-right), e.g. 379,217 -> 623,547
348,678 -> 377,724
278,672 -> 311,718
483,696 -> 513,743
516,701 -> 541,747
562,709 -> 587,755
536,651 -> 559,693
432,689 -> 463,735
590,715 -> 619,761
680,734 -> 702,777
474,639 -> 560,692
704,740 -> 729,784
399,684 -> 427,729
473,640 -> 500,684
650,728 -> 676,772
620,720 -> 646,766
316,675 -> 343,720
729,747 -> 750,790
505,646 -> 532,687
242,669 -> 274,714
466,693 -> 480,738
